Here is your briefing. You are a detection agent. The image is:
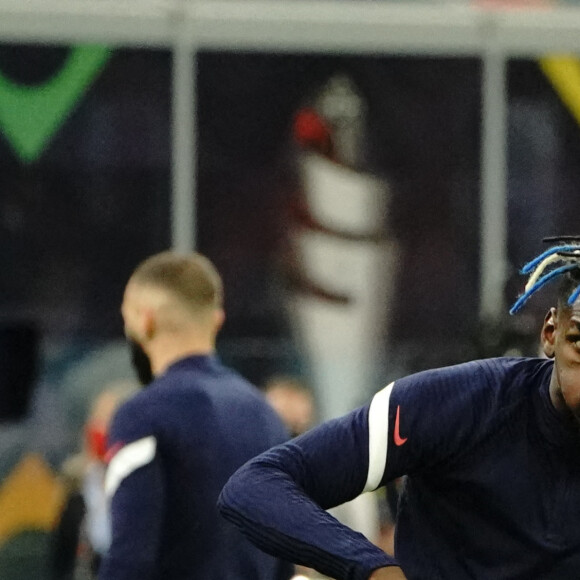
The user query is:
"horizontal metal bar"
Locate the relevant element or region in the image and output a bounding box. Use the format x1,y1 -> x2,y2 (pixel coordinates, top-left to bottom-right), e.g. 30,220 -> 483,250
187,2 -> 484,55
1,0 -> 580,55
0,0 -> 174,46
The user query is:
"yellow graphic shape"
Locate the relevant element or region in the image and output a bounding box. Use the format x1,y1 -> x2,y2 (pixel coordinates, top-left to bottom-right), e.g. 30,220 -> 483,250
0,454 -> 65,547
540,55 -> 580,126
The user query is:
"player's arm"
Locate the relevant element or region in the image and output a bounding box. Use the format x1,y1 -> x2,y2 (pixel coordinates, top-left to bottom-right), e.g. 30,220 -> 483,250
98,401 -> 164,580
219,404 -> 398,580
219,361 -> 492,580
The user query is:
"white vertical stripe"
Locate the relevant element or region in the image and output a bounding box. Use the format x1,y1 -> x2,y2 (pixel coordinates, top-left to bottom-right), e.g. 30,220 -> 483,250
105,436 -> 157,498
364,381 -> 394,492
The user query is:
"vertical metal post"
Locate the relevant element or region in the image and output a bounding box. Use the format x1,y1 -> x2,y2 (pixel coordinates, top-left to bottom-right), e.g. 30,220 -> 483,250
480,47 -> 508,323
171,39 -> 196,252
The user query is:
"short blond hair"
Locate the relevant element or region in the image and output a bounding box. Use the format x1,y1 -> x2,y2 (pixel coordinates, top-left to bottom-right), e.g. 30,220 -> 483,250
130,251 -> 223,311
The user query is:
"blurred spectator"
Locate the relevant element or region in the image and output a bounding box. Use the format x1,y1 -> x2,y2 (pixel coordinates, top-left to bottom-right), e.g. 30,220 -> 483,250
264,375 -> 316,437
52,380 -> 138,580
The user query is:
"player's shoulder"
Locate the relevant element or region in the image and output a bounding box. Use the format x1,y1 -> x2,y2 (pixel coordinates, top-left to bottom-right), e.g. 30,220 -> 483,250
110,387 -> 151,424
467,356 -> 552,390
107,388 -> 157,445
138,360 -> 270,414
474,355 -> 551,375
478,356 -> 553,398
393,356 -> 552,402
383,358 -> 552,452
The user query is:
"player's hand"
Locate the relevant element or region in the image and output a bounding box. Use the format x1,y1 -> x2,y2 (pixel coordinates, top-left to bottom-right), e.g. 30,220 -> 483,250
368,566 -> 407,579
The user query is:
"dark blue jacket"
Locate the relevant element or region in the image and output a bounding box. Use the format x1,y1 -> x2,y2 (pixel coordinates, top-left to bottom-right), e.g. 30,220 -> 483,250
99,354 -> 293,580
219,358 -> 580,580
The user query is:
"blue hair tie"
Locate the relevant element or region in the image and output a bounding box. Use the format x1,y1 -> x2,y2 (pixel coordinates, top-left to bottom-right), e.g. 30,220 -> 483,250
568,283 -> 580,306
510,264 -> 578,315
521,245 -> 580,274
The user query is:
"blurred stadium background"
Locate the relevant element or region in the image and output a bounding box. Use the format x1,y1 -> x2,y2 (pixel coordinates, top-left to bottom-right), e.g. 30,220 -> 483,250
2,0 -> 580,577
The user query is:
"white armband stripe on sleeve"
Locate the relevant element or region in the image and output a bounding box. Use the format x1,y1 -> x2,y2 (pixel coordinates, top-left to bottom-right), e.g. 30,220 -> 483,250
364,381 -> 394,492
105,436 -> 157,498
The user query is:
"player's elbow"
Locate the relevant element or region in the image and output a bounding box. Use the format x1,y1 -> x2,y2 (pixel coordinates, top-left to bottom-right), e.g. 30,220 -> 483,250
218,442 -> 305,526
217,459 -> 256,523
216,473 -> 235,515
218,450 -> 288,520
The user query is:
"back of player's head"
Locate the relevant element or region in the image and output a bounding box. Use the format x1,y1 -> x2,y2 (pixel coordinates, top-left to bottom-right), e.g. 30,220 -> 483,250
130,251 -> 223,314
510,236 -> 580,315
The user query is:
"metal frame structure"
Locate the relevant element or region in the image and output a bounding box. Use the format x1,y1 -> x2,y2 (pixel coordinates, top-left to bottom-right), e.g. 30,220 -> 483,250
1,0 -> 580,321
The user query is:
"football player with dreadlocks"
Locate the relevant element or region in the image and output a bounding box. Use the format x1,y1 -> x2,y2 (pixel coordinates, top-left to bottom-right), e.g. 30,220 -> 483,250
218,237 -> 580,580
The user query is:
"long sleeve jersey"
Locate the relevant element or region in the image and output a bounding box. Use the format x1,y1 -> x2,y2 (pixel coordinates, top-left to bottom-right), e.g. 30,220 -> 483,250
99,354 -> 293,580
219,357 -> 580,580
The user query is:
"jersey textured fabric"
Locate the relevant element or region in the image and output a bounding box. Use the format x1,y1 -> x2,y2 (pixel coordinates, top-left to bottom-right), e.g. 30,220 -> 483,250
219,357 -> 580,580
98,354 -> 293,580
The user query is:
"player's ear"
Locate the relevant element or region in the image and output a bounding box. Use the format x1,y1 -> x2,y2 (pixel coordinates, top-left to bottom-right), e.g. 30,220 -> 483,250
213,308 -> 225,333
541,307 -> 557,358
142,308 -> 157,340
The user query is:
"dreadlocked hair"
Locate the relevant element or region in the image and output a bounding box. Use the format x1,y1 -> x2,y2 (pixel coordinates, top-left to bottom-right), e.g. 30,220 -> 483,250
509,236 -> 580,315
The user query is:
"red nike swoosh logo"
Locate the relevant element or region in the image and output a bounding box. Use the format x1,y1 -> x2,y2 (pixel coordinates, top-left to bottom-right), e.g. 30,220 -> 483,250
394,405 -> 408,446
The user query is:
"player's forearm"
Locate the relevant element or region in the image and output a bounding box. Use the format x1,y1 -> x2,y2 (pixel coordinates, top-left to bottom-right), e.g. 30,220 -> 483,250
219,443 -> 396,580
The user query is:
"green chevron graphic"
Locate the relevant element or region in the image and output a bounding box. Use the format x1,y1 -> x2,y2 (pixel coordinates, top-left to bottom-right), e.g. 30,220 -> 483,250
0,45 -> 111,163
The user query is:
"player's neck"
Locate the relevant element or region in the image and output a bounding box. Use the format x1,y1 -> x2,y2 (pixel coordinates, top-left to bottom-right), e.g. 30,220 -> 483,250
150,334 -> 215,376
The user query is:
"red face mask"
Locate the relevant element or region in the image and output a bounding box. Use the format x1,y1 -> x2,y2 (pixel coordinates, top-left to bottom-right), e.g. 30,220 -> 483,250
85,423 -> 108,461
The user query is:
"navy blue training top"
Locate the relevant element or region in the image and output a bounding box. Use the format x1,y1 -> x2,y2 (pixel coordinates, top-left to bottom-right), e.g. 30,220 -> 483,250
99,354 -> 293,580
219,357 -> 580,580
